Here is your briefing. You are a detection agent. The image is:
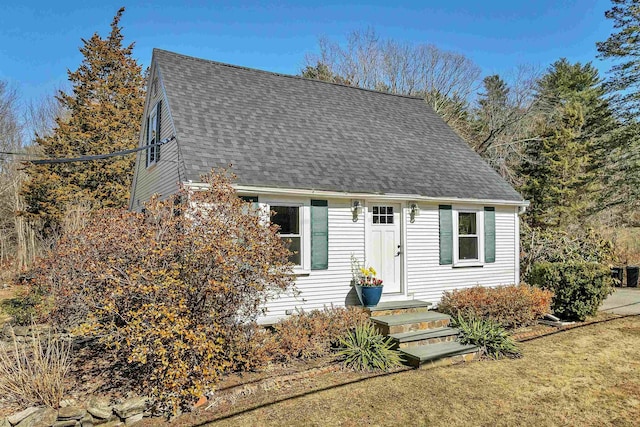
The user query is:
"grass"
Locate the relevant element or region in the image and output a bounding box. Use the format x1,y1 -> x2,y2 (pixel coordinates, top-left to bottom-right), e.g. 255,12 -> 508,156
172,315 -> 640,427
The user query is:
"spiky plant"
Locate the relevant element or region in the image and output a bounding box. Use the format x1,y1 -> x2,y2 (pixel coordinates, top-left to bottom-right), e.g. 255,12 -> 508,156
454,315 -> 521,359
337,321 -> 402,371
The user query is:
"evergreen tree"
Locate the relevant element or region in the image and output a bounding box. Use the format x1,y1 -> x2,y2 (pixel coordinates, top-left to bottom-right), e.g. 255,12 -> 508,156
520,102 -> 588,229
597,0 -> 640,118
595,0 -> 640,225
520,59 -> 616,228
22,8 -> 145,237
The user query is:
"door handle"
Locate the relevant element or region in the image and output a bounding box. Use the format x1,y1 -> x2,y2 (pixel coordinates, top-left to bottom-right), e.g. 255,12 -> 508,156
395,245 -> 402,257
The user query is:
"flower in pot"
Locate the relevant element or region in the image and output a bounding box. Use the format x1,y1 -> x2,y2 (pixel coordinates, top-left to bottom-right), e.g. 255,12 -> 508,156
350,255 -> 384,307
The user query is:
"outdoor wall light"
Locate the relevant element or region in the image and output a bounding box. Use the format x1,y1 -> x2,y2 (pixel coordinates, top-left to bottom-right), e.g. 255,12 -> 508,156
409,202 -> 420,223
351,200 -> 363,222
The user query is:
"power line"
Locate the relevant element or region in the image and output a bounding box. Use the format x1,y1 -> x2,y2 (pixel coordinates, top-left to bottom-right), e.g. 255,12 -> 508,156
0,136 -> 175,164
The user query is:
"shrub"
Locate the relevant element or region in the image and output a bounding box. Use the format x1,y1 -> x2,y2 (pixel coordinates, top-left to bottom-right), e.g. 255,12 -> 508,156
28,169 -> 295,413
0,325 -> 71,408
338,321 -> 402,371
438,285 -> 553,328
453,316 -> 521,359
520,224 -> 616,281
271,306 -> 370,362
528,261 -> 613,321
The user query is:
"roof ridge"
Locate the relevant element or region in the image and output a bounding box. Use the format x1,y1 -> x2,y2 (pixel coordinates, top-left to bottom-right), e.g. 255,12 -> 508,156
152,48 -> 426,101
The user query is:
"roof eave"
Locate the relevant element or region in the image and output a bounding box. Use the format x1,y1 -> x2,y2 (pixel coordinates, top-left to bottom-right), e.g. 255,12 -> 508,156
183,182 -> 528,207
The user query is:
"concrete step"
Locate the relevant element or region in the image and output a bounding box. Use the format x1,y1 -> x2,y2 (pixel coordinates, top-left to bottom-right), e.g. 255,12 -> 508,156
390,327 -> 460,349
400,341 -> 479,368
365,300 -> 432,317
370,311 -> 451,335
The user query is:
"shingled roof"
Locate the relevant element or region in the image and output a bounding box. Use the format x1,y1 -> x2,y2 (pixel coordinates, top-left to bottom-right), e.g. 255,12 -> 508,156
154,49 -> 523,202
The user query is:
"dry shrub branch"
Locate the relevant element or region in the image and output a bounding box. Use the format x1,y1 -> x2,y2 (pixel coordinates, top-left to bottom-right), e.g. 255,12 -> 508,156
29,169 -> 294,413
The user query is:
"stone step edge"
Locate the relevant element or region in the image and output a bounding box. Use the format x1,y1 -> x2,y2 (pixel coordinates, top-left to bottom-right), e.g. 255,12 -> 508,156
399,342 -> 479,364
390,327 -> 460,343
370,311 -> 451,326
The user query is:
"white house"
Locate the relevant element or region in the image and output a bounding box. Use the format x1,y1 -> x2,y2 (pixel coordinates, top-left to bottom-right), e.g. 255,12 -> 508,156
130,49 -> 528,324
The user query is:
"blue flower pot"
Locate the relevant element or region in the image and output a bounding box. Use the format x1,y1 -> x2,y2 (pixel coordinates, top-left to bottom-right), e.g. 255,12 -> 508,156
357,285 -> 383,308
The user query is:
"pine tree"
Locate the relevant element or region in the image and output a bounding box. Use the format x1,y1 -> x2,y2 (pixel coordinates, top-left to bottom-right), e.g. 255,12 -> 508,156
520,59 -> 616,228
597,0 -> 640,118
520,102 -> 588,229
22,8 -> 145,237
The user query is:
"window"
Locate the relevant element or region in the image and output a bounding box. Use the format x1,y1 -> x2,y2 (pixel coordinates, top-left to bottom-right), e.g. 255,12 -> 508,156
271,206 -> 301,265
440,205 -> 495,266
457,212 -> 478,261
146,102 -> 160,167
372,206 -> 394,224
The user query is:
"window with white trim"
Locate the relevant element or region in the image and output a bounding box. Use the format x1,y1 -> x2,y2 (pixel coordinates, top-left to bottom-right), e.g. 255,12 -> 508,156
452,208 -> 484,265
271,205 -> 302,266
146,103 -> 159,167
457,212 -> 478,260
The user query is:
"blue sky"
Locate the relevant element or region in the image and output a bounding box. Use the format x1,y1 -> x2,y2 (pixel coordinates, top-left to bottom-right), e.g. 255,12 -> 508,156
0,0 -> 617,107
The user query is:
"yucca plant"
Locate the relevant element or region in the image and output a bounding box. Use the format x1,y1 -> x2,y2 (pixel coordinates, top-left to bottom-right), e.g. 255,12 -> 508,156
454,315 -> 521,359
337,321 -> 402,371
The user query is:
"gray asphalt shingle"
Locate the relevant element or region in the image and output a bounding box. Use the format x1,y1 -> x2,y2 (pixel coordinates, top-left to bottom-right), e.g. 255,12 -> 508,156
154,49 -> 523,201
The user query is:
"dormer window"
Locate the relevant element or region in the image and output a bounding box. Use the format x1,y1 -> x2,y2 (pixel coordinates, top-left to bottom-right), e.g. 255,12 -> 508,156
146,101 -> 161,167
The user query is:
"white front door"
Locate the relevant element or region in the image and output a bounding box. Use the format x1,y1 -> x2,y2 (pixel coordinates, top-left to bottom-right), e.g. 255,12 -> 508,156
368,203 -> 402,294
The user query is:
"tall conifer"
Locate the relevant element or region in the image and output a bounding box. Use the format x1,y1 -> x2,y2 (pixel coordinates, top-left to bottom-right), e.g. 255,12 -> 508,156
22,8 -> 145,237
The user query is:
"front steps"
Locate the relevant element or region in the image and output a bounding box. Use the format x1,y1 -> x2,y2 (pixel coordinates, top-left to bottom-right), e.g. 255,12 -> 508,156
390,327 -> 459,349
368,301 -> 479,368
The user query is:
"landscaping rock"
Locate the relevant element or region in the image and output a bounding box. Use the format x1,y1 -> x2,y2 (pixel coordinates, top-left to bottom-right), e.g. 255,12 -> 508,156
86,398 -> 112,421
15,407 -> 57,427
80,414 -> 93,427
98,422 -> 123,427
53,421 -> 77,427
113,398 -> 146,420
1,417 -> 10,427
7,407 -> 40,425
123,414 -> 143,426
58,400 -> 77,409
57,407 -> 86,421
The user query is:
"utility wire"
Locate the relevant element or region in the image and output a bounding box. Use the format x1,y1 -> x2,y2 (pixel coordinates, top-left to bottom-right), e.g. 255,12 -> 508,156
0,136 -> 176,164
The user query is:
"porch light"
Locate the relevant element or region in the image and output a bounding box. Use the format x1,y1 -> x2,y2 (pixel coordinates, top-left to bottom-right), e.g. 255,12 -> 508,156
409,202 -> 420,223
351,200 -> 363,222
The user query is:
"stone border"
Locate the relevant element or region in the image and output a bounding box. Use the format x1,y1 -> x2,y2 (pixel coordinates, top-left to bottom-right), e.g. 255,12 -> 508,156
2,396 -> 149,427
202,363 -> 342,410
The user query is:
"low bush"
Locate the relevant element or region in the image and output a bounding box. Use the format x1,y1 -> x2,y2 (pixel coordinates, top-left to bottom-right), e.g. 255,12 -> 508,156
520,224 -> 616,281
438,285 -> 553,328
453,316 -> 521,359
271,306 -> 370,362
0,325 -> 71,408
528,261 -> 613,321
338,321 -> 402,371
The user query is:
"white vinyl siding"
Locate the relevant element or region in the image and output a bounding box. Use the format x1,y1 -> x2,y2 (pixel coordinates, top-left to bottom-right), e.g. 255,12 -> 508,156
262,199 -> 364,321
261,199 -> 519,322
406,203 -> 517,305
129,64 -> 184,211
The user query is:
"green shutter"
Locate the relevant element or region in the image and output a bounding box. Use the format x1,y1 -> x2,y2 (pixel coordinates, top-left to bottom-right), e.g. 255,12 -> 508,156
484,207 -> 496,263
311,200 -> 329,270
155,100 -> 162,162
439,205 -> 453,265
